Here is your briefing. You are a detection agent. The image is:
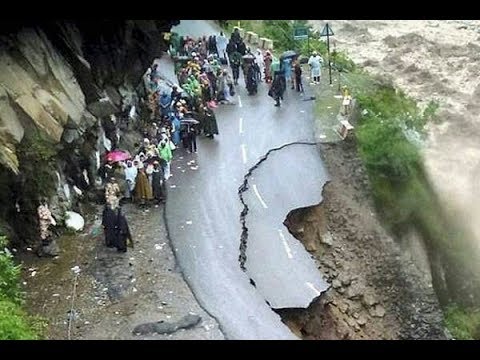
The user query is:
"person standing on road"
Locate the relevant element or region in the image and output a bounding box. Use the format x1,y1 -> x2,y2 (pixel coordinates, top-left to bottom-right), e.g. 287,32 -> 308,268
217,69 -> 235,104
133,167 -> 153,207
114,207 -> 133,253
263,51 -> 273,83
231,28 -> 242,44
158,140 -> 173,179
105,177 -> 121,210
229,50 -> 242,85
201,104 -> 219,138
308,51 -> 323,84
123,160 -> 138,201
237,39 -> 247,56
187,126 -> 198,153
282,57 -> 293,89
151,161 -> 166,204
293,59 -> 303,92
170,113 -> 182,146
216,32 -> 228,64
102,205 -> 117,248
159,91 -> 172,118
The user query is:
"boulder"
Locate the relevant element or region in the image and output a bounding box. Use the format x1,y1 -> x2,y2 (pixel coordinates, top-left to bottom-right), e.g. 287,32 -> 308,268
370,304 -> 386,318
65,211 -> 84,231
332,279 -> 342,289
40,239 -> 60,257
133,314 -> 201,335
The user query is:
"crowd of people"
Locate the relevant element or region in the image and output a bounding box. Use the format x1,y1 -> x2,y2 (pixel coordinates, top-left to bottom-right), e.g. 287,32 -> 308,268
32,25 -> 329,255
97,28 -> 327,252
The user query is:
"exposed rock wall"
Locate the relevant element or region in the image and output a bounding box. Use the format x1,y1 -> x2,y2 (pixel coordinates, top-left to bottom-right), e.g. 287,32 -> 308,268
0,20 -> 179,247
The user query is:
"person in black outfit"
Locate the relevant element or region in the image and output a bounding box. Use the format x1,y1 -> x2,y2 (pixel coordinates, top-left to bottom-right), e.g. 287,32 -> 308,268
114,207 -> 132,252
231,28 -> 242,44
102,205 -> 117,248
294,60 -> 303,92
237,40 -> 247,56
170,85 -> 182,104
151,161 -> 166,204
226,39 -> 236,59
208,35 -> 217,56
268,71 -> 286,107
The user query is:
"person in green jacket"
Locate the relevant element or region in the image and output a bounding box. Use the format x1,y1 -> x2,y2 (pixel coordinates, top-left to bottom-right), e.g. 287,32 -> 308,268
158,140 -> 173,180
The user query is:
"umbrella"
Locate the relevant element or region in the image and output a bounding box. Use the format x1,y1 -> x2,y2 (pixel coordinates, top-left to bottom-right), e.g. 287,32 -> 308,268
181,118 -> 200,125
242,54 -> 256,60
280,50 -> 298,59
105,150 -> 131,163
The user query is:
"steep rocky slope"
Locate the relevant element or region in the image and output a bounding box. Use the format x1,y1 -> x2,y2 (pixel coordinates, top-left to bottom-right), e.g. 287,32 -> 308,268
0,20 -> 178,248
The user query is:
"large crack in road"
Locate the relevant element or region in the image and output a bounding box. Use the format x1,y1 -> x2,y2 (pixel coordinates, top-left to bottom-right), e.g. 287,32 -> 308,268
164,20 -> 329,338
237,141 -> 329,310
238,141 -> 319,271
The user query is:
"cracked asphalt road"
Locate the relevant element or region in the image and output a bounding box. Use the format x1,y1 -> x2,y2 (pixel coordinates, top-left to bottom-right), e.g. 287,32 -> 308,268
239,142 -> 329,309
164,20 -> 329,339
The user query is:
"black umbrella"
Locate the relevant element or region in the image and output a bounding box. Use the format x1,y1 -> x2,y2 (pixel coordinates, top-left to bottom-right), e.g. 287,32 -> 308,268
181,118 -> 200,125
280,50 -> 298,59
242,54 -> 256,60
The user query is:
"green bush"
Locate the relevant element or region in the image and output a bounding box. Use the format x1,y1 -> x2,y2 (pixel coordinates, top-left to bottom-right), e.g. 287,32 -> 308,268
0,299 -> 39,340
0,235 -> 43,339
0,236 -> 22,303
356,84 -> 430,184
444,304 -> 480,340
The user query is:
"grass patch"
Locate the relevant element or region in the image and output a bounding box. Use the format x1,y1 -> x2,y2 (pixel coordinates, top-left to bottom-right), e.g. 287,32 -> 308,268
444,305 -> 480,340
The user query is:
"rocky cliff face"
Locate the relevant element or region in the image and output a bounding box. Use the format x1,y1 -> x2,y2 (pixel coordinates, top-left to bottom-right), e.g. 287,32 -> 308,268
0,20 -> 179,248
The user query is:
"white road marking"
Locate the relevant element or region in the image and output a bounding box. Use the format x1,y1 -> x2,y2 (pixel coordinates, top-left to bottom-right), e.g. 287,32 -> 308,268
239,117 -> 244,134
305,282 -> 322,297
241,144 -> 247,164
238,95 -> 243,108
278,229 -> 293,259
252,184 -> 268,209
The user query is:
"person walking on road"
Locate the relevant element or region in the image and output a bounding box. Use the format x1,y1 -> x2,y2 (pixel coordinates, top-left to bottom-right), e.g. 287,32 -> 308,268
268,71 -> 286,107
